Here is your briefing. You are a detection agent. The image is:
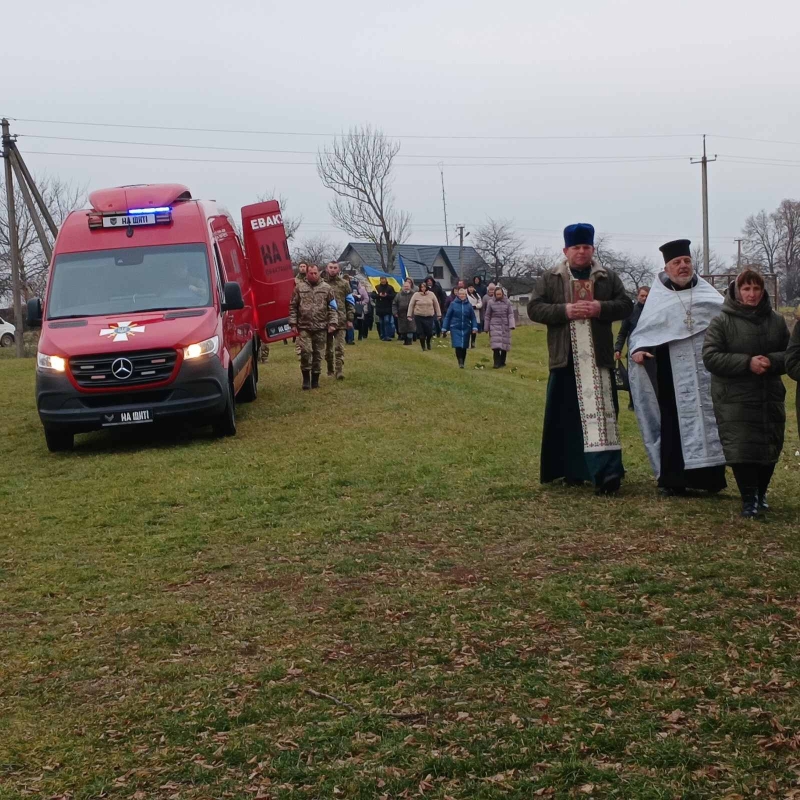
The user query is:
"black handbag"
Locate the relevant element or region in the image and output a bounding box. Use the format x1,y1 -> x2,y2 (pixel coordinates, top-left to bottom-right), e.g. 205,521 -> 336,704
615,361 -> 630,392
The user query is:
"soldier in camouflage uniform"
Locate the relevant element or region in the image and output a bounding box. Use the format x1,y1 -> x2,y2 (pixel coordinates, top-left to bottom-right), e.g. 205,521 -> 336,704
288,265 -> 337,390
324,261 -> 355,380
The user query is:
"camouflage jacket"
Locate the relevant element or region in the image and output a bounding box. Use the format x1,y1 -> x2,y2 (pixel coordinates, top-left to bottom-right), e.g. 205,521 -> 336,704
325,274 -> 356,329
289,280 -> 338,332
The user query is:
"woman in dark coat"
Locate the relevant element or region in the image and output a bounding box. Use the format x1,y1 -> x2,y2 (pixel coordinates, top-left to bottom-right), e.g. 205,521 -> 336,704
702,269 -> 790,518
392,279 -> 417,345
483,286 -> 516,368
786,315 -> 800,434
442,286 -> 478,369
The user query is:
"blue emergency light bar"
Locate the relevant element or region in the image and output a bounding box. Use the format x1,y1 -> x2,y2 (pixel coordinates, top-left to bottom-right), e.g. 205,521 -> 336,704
128,206 -> 171,214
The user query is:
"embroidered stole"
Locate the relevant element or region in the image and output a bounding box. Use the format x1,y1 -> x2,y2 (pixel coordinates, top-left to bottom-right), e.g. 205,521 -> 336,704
567,276 -> 621,453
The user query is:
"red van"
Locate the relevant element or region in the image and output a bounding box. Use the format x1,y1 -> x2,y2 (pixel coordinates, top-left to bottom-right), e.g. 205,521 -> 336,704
28,184 -> 295,452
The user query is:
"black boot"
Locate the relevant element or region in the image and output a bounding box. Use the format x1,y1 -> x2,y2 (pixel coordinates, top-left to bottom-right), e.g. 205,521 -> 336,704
501,350 -> 508,367
426,338 -> 433,350
740,492 -> 759,519
758,492 -> 770,512
302,370 -> 311,390
493,351 -> 501,369
420,339 -> 426,351
311,372 -> 320,389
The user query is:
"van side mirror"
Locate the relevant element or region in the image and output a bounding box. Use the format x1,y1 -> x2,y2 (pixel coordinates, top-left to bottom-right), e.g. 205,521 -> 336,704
27,298 -> 43,328
221,281 -> 244,312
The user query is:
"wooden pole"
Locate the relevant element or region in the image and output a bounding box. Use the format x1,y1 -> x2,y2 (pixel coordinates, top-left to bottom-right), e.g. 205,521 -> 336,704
9,142 -> 59,238
9,149 -> 53,263
2,118 -> 25,358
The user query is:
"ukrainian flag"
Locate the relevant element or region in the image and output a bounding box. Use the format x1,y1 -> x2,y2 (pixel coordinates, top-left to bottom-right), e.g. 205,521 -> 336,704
362,265 -> 403,293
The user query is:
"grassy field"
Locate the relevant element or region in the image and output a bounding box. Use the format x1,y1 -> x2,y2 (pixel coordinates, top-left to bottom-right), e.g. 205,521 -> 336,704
1,327 -> 800,800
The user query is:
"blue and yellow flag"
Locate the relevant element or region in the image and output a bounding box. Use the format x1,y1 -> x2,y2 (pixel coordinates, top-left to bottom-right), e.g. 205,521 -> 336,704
363,265 -> 403,293
398,254 -> 409,284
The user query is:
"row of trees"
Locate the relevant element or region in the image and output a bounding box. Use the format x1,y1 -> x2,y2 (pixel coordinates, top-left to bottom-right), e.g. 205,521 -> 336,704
2,122 -> 798,308
467,218 -> 657,293
741,200 -> 800,303
1,176 -> 84,301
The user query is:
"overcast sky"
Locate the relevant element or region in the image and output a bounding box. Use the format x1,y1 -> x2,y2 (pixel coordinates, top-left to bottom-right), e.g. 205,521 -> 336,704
4,0 -> 799,265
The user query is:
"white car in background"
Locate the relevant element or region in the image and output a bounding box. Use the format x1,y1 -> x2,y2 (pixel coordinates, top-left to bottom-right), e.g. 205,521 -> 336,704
0,317 -> 16,347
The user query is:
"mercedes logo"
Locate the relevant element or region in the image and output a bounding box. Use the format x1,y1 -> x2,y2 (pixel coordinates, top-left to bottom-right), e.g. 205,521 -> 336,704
111,357 -> 134,380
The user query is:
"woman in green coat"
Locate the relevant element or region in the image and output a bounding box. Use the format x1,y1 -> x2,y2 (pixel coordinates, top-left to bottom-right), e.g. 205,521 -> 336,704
786,315 -> 800,435
702,270 -> 790,518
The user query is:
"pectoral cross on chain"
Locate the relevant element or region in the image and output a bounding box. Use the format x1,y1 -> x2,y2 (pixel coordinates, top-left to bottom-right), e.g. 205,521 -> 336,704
684,310 -> 694,331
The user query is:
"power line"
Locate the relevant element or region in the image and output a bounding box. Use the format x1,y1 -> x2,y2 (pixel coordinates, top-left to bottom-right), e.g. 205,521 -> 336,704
15,134 -> 696,162
18,149 -> 692,169
713,134 -> 800,147
2,114 -> 703,141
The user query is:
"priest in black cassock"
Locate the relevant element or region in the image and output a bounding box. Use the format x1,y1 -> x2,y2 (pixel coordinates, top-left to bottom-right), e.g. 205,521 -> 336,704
528,224 -> 632,494
629,239 -> 727,495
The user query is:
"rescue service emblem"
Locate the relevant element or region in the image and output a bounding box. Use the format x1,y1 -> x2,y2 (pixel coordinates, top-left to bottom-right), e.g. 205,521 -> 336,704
100,321 -> 145,342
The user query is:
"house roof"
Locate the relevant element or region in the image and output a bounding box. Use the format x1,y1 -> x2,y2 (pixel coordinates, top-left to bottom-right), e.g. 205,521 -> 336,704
339,243 -> 489,282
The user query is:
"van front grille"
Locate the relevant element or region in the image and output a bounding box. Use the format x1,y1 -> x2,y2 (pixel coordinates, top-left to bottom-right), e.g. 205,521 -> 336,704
69,349 -> 177,388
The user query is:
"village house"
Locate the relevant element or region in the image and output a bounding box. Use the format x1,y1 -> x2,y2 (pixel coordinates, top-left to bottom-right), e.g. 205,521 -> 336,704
338,243 -> 490,290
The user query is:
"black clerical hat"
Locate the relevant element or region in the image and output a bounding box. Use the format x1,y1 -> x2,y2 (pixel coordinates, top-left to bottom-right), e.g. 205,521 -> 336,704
659,239 -> 691,264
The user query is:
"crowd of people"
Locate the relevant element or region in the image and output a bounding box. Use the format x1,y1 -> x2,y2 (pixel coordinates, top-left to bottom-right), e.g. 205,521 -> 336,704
287,237 -> 800,519
529,223 -> 800,519
289,262 -> 519,374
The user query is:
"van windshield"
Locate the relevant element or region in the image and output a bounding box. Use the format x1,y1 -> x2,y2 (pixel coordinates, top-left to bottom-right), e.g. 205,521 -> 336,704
47,244 -> 212,319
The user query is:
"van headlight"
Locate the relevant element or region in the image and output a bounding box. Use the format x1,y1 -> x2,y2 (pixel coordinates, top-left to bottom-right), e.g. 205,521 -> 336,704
37,352 -> 66,372
183,336 -> 219,360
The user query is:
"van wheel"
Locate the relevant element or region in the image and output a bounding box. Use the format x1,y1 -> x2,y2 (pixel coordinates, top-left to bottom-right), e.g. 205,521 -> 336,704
44,427 -> 74,452
213,376 -> 237,436
238,345 -> 258,403
0,333 -> 13,348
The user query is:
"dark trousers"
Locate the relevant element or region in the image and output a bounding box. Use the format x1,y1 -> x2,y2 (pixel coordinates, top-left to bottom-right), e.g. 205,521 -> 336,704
470,332 -> 477,348
493,349 -> 507,367
414,315 -> 435,350
731,463 -> 776,499
455,346 -> 467,364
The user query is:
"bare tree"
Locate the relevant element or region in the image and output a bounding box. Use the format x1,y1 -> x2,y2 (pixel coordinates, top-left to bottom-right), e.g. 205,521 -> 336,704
473,218 -> 524,281
291,234 -> 342,269
593,236 -> 657,292
0,174 -> 85,303
773,199 -> 800,303
742,209 -> 782,272
317,125 -> 411,272
514,246 -> 558,278
690,245 -> 728,274
257,189 -> 302,240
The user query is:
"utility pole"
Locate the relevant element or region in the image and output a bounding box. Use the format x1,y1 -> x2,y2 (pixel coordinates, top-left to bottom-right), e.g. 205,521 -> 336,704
2,118 -> 25,358
455,224 -> 467,279
691,135 -> 717,274
734,238 -> 745,270
439,163 -> 449,245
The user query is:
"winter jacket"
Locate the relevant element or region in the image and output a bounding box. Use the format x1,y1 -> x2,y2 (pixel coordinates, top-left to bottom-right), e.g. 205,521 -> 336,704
472,279 -> 488,299
289,280 -> 337,332
484,296 -> 516,351
393,290 -> 417,335
786,317 -> 800,430
442,297 -> 478,349
427,280 -> 447,312
467,293 -> 483,324
326,273 -> 356,330
351,283 -> 370,319
614,300 -> 646,354
702,286 -> 790,464
372,284 -> 397,317
527,260 -> 632,370
407,291 -> 441,318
